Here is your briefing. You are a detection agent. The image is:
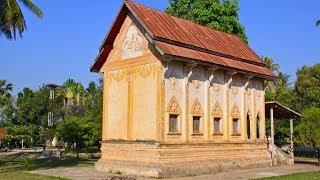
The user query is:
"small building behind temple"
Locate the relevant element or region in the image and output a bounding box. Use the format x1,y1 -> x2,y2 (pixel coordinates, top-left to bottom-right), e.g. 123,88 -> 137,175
90,0 -> 291,178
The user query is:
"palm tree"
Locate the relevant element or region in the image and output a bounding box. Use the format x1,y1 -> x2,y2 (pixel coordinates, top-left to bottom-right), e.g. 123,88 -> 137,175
263,56 -> 279,74
277,72 -> 291,89
58,79 -> 85,109
0,0 -> 43,40
262,56 -> 280,94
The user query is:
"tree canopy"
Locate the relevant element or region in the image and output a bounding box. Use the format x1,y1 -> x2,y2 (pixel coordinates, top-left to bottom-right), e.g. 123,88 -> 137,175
166,0 -> 248,43
295,107 -> 320,148
294,64 -> 320,112
0,0 -> 43,40
0,78 -> 102,154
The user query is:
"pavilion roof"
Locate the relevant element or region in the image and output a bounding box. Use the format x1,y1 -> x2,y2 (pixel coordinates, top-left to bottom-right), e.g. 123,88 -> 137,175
265,101 -> 301,119
90,0 -> 276,80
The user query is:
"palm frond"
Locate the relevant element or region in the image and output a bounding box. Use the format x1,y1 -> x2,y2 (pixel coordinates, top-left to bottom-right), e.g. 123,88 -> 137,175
0,0 -> 42,40
19,0 -> 42,18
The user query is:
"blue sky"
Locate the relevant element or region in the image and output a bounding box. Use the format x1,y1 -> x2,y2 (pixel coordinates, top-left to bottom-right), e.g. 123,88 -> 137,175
1,0 -> 319,94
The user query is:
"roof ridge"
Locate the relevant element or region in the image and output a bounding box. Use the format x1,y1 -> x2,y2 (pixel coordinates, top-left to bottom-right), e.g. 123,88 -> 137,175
125,0 -> 245,41
125,1 -> 264,66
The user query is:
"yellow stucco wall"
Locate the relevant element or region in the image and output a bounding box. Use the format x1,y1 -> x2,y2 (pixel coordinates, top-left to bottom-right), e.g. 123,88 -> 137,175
100,15 -> 162,141
99,13 -> 266,144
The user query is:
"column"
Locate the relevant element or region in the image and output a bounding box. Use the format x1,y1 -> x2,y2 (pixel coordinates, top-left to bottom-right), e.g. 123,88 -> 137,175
290,118 -> 294,157
204,70 -> 210,141
183,65 -> 192,142
270,107 -> 274,146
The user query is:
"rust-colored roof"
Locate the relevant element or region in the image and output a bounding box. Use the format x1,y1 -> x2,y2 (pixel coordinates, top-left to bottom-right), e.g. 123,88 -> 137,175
91,0 -> 276,80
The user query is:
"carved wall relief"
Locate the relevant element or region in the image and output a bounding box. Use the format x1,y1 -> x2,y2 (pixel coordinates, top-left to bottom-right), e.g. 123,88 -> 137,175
121,24 -> 144,60
231,104 -> 241,118
110,70 -> 125,81
192,80 -> 201,89
190,98 -> 203,116
170,77 -> 176,87
109,64 -> 157,82
245,88 -> 252,96
138,65 -> 152,78
212,102 -> 223,117
167,96 -> 182,114
231,87 -> 239,95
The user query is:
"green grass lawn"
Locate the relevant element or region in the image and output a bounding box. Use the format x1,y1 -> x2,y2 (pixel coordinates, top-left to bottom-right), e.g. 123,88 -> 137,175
256,171 -> 320,180
0,172 -> 67,180
0,151 -> 98,180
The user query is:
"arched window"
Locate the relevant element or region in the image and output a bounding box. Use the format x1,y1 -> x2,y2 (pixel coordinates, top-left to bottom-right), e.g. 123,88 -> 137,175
212,102 -> 223,135
256,115 -> 260,139
246,112 -> 251,140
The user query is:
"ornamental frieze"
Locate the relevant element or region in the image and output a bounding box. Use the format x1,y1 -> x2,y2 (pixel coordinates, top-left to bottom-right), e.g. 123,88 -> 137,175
110,70 -> 125,81
109,64 -> 157,81
138,65 -> 152,78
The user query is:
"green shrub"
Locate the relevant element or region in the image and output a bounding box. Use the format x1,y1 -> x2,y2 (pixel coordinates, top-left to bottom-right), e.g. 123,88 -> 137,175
23,158 -> 35,171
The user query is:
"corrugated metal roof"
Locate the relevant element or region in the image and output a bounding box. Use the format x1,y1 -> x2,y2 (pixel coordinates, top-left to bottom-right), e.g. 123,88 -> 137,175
155,41 -> 275,79
91,0 -> 276,79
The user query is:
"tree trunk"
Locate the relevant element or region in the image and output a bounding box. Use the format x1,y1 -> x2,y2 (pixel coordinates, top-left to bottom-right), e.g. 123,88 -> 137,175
76,142 -> 79,159
317,148 -> 320,166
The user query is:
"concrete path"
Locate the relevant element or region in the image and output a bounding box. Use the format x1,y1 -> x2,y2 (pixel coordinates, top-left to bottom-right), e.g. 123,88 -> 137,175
30,163 -> 320,180
169,164 -> 320,180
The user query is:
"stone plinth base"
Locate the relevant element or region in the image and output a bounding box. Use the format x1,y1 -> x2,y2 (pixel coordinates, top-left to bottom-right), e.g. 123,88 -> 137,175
96,141 -> 273,178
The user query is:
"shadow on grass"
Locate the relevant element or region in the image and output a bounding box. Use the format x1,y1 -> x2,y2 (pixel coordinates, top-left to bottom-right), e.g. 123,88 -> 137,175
0,151 -> 98,173
295,159 -> 318,165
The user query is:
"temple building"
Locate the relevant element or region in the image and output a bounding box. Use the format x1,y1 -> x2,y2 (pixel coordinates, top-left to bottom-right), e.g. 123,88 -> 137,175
90,1 -> 287,178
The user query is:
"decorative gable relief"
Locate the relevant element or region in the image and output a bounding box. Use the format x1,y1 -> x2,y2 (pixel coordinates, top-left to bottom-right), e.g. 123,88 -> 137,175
121,24 -> 144,60
167,96 -> 182,114
231,104 -> 240,118
212,102 -> 223,117
190,99 -> 203,116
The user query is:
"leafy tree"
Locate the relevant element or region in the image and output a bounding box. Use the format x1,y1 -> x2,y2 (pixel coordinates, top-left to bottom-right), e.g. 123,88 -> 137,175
4,124 -> 34,148
166,0 -> 248,43
57,116 -> 86,159
294,63 -> 320,112
1,78 -> 103,156
295,107 -> 320,164
0,80 -> 14,126
83,81 -> 102,157
0,0 -> 43,40
0,80 -> 13,107
83,120 -> 101,157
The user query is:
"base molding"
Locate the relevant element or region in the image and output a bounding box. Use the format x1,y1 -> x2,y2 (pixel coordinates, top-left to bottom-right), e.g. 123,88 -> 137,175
96,141 -> 287,178
96,158 -> 273,178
